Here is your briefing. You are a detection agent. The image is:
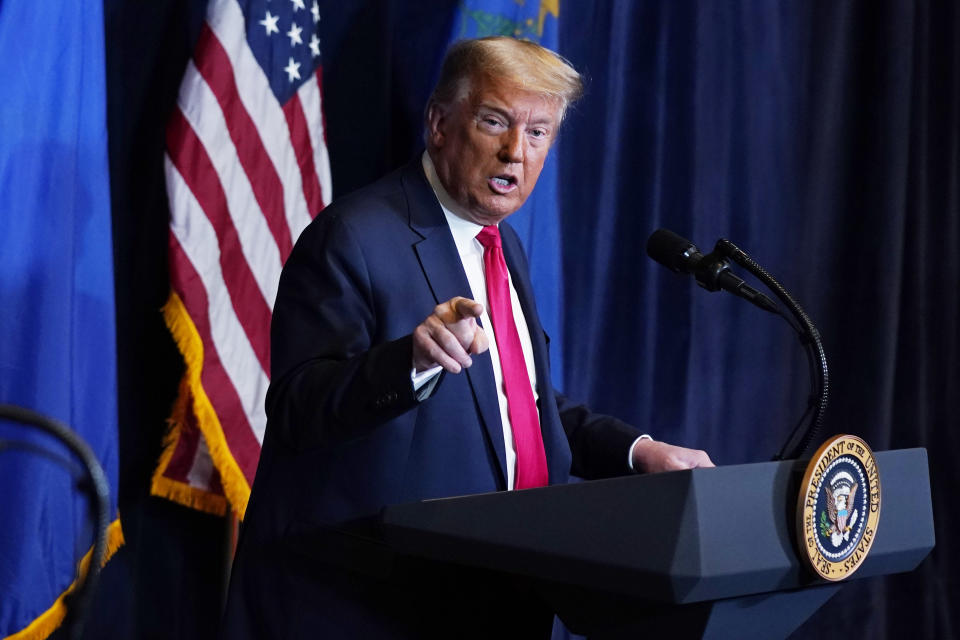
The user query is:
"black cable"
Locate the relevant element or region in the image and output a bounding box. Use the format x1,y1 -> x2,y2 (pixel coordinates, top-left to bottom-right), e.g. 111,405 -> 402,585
0,404 -> 110,640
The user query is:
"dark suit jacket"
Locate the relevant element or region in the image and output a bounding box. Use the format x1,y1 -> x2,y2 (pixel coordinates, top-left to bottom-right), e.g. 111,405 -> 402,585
221,160 -> 643,639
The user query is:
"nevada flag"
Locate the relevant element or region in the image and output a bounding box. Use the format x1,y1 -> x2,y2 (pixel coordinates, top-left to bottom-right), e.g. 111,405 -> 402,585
0,1 -> 122,638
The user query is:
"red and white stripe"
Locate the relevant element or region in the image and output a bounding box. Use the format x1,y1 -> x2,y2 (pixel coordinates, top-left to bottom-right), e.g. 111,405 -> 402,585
156,0 -> 330,509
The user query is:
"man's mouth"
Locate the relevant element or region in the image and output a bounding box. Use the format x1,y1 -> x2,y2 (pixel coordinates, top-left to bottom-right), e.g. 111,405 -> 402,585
488,175 -> 517,193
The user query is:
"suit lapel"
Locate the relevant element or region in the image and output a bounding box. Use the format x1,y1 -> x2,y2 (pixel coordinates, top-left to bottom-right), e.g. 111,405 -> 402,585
402,162 -> 508,489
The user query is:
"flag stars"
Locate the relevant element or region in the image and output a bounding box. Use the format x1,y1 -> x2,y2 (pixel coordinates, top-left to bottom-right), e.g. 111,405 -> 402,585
309,33 -> 321,58
284,57 -> 301,82
286,22 -> 303,46
290,0 -> 306,11
311,1 -> 321,23
259,11 -> 279,36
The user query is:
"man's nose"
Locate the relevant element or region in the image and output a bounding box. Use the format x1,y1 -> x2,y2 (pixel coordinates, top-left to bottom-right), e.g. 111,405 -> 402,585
497,128 -> 523,164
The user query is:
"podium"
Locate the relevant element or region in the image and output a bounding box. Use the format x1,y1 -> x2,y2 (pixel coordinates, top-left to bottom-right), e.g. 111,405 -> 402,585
292,449 -> 934,638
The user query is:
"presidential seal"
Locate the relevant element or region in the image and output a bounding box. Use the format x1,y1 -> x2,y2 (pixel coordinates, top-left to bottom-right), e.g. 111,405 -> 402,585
796,435 -> 881,581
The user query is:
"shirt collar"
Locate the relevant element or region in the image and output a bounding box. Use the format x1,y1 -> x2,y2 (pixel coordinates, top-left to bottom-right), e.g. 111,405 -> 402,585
422,151 -> 488,254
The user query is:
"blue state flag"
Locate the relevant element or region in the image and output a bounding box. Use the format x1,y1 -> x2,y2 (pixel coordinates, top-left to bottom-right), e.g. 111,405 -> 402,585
0,0 -> 122,637
450,0 -> 567,384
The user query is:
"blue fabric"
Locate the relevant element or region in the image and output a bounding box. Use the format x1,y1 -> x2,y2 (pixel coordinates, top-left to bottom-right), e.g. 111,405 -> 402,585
0,0 -> 118,635
448,1 -> 567,382
555,2 -> 957,638
557,1 -> 804,462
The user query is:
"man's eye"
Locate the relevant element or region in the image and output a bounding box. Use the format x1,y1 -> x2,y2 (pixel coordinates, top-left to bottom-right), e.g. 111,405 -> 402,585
482,117 -> 502,127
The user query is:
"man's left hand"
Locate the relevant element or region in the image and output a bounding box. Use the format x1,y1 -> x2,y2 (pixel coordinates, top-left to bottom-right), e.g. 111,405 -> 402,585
631,439 -> 714,473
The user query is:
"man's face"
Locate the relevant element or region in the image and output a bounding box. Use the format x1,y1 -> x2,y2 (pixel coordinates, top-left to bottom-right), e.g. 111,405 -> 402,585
428,74 -> 561,226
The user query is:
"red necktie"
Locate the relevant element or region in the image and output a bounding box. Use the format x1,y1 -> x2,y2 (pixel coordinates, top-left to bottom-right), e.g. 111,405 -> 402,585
476,225 -> 548,489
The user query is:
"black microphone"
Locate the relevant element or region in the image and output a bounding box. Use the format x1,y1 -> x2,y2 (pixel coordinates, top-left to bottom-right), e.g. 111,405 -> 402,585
646,229 -> 778,313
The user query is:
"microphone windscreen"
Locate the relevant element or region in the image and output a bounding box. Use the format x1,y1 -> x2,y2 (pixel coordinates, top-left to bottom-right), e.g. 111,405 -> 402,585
646,229 -> 699,273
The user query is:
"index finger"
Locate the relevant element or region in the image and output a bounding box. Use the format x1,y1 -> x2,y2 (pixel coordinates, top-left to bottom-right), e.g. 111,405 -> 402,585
452,297 -> 483,319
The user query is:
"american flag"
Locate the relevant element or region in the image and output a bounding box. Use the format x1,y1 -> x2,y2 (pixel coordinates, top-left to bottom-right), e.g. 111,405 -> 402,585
152,0 -> 331,518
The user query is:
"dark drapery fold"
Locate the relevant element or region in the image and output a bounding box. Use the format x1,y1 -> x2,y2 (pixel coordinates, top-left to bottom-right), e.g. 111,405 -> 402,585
792,3 -> 959,635
559,1 -> 808,466
559,2 -> 958,638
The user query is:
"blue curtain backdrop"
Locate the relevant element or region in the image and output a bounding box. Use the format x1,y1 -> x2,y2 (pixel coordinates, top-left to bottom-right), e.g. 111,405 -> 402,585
0,0 -> 120,637
88,1 -> 956,638
559,1 -> 806,462
556,3 -> 957,638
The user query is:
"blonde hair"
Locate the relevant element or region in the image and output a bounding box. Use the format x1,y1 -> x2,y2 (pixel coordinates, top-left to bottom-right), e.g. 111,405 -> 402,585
427,36 -> 583,123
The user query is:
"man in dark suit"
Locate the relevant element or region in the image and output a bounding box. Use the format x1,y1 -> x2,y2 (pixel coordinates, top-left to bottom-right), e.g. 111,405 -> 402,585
222,36 -> 713,639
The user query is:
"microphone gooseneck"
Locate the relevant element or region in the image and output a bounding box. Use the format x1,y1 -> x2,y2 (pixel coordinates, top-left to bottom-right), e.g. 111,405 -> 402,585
646,229 -> 828,460
713,238 -> 829,460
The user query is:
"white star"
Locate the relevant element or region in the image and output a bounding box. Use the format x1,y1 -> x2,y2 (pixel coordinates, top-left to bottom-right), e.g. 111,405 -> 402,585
311,1 -> 321,23
284,57 -> 301,83
259,11 -> 280,36
290,0 -> 306,11
309,33 -> 321,58
287,22 -> 303,46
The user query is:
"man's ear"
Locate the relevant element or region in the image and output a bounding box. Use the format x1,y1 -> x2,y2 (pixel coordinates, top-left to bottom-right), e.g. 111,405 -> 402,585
426,102 -> 447,148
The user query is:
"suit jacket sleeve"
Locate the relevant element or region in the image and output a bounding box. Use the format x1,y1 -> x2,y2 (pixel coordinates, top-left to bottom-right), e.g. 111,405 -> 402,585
266,211 -> 424,451
555,390 -> 644,480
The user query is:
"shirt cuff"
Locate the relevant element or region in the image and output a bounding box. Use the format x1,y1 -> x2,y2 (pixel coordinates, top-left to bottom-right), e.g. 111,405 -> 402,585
627,434 -> 654,471
411,365 -> 443,401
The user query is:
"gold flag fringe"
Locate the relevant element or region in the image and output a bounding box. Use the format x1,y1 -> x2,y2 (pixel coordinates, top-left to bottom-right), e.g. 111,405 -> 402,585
6,519 -> 125,640
152,291 -> 251,519
149,378 -> 228,517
